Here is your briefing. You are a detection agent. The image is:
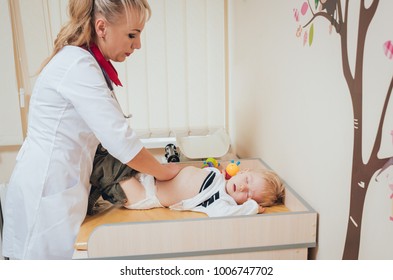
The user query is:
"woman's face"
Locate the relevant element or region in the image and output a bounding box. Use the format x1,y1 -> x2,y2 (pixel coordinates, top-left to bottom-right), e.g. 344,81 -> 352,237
96,8 -> 145,62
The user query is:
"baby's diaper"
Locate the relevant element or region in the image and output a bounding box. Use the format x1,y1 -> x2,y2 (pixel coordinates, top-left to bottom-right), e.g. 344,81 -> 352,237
124,174 -> 164,209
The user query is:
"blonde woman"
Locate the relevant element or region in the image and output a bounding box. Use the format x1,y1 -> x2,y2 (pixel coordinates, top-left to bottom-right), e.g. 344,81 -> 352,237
2,0 -> 181,260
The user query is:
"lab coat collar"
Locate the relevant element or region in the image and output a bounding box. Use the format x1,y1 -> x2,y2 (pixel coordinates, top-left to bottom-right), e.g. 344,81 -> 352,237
88,43 -> 123,87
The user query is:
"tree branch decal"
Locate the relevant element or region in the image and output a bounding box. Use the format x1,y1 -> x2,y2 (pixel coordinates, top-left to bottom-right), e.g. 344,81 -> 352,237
293,0 -> 392,259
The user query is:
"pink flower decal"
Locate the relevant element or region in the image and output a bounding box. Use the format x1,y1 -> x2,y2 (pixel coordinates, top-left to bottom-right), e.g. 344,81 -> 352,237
301,2 -> 309,15
383,41 -> 393,59
293,8 -> 299,22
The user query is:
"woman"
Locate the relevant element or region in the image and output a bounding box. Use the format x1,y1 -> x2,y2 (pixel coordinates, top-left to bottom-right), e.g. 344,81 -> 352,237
2,0 -> 181,259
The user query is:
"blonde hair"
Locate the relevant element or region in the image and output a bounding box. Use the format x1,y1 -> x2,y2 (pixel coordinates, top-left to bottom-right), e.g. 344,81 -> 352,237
39,0 -> 151,71
257,169 -> 285,207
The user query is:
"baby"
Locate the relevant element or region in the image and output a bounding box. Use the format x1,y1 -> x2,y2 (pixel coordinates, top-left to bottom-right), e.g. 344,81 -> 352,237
120,165 -> 285,217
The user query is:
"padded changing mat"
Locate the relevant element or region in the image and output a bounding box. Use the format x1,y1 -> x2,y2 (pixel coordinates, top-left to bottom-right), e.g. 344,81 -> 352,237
75,202 -> 289,251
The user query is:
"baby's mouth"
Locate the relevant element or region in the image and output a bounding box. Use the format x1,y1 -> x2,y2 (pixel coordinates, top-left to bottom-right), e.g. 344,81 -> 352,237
233,184 -> 237,192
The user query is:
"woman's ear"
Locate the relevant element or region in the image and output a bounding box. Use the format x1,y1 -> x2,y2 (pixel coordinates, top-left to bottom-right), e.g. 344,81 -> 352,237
95,18 -> 107,39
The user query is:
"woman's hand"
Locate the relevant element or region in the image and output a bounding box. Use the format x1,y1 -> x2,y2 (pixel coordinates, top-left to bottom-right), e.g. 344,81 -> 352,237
156,163 -> 183,181
127,147 -> 182,181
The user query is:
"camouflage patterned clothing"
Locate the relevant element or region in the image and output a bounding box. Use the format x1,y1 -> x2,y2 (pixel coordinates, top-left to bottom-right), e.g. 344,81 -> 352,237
88,144 -> 138,215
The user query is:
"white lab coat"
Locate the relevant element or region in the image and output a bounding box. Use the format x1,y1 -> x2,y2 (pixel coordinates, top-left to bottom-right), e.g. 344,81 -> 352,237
2,46 -> 143,259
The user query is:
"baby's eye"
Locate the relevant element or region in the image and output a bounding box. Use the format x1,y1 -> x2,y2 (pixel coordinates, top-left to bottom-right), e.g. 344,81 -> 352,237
128,34 -> 136,39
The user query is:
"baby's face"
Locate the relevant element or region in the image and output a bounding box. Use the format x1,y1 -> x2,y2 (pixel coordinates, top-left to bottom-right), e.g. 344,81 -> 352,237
225,171 -> 266,205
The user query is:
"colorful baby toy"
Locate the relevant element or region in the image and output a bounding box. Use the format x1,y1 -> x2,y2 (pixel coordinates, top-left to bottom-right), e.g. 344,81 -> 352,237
202,158 -> 241,179
202,157 -> 220,168
225,160 -> 241,179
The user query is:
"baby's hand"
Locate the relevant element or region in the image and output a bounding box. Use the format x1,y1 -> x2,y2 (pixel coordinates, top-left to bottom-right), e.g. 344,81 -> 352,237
258,205 -> 265,214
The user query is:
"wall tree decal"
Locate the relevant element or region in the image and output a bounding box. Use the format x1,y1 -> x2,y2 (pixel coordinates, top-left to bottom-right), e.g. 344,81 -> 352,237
294,0 -> 393,259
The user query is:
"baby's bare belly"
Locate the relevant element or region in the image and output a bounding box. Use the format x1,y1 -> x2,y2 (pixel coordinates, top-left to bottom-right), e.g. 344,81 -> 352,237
156,166 -> 211,207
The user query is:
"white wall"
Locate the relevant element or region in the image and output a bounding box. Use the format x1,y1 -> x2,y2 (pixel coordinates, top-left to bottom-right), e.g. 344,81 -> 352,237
0,0 -> 23,147
228,0 -> 393,259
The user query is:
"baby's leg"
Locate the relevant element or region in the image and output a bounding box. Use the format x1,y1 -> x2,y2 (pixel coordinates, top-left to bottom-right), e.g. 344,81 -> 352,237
119,177 -> 146,207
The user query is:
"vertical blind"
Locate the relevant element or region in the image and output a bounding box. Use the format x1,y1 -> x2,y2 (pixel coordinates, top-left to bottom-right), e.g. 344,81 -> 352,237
8,0 -> 226,143
0,0 -> 23,146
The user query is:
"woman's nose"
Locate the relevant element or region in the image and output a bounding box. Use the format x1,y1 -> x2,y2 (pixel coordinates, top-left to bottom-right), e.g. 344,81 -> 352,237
133,37 -> 141,49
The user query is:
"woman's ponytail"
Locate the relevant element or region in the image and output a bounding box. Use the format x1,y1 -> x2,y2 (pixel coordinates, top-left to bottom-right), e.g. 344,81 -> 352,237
39,0 -> 95,72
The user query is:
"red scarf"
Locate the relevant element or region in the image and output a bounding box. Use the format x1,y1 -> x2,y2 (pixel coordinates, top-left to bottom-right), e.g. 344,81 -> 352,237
88,43 -> 123,87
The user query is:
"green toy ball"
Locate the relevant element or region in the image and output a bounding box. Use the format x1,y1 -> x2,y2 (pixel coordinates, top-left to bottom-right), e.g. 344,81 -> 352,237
202,157 -> 219,168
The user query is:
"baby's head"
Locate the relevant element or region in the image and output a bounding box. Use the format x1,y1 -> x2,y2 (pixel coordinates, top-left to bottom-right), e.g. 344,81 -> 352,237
225,169 -> 285,207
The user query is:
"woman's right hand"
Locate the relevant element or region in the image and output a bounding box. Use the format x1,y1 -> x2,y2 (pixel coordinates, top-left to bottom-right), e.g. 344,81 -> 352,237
127,147 -> 183,181
155,163 -> 183,181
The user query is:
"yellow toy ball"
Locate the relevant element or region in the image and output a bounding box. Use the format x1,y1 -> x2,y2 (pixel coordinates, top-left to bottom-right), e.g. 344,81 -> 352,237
225,160 -> 240,179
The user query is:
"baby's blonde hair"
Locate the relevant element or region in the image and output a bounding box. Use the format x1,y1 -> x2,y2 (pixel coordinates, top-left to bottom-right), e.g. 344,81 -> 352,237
257,169 -> 285,207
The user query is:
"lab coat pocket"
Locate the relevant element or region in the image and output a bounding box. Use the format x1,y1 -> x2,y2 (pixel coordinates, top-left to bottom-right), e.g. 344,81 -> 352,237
28,182 -> 88,259
39,180 -> 88,217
